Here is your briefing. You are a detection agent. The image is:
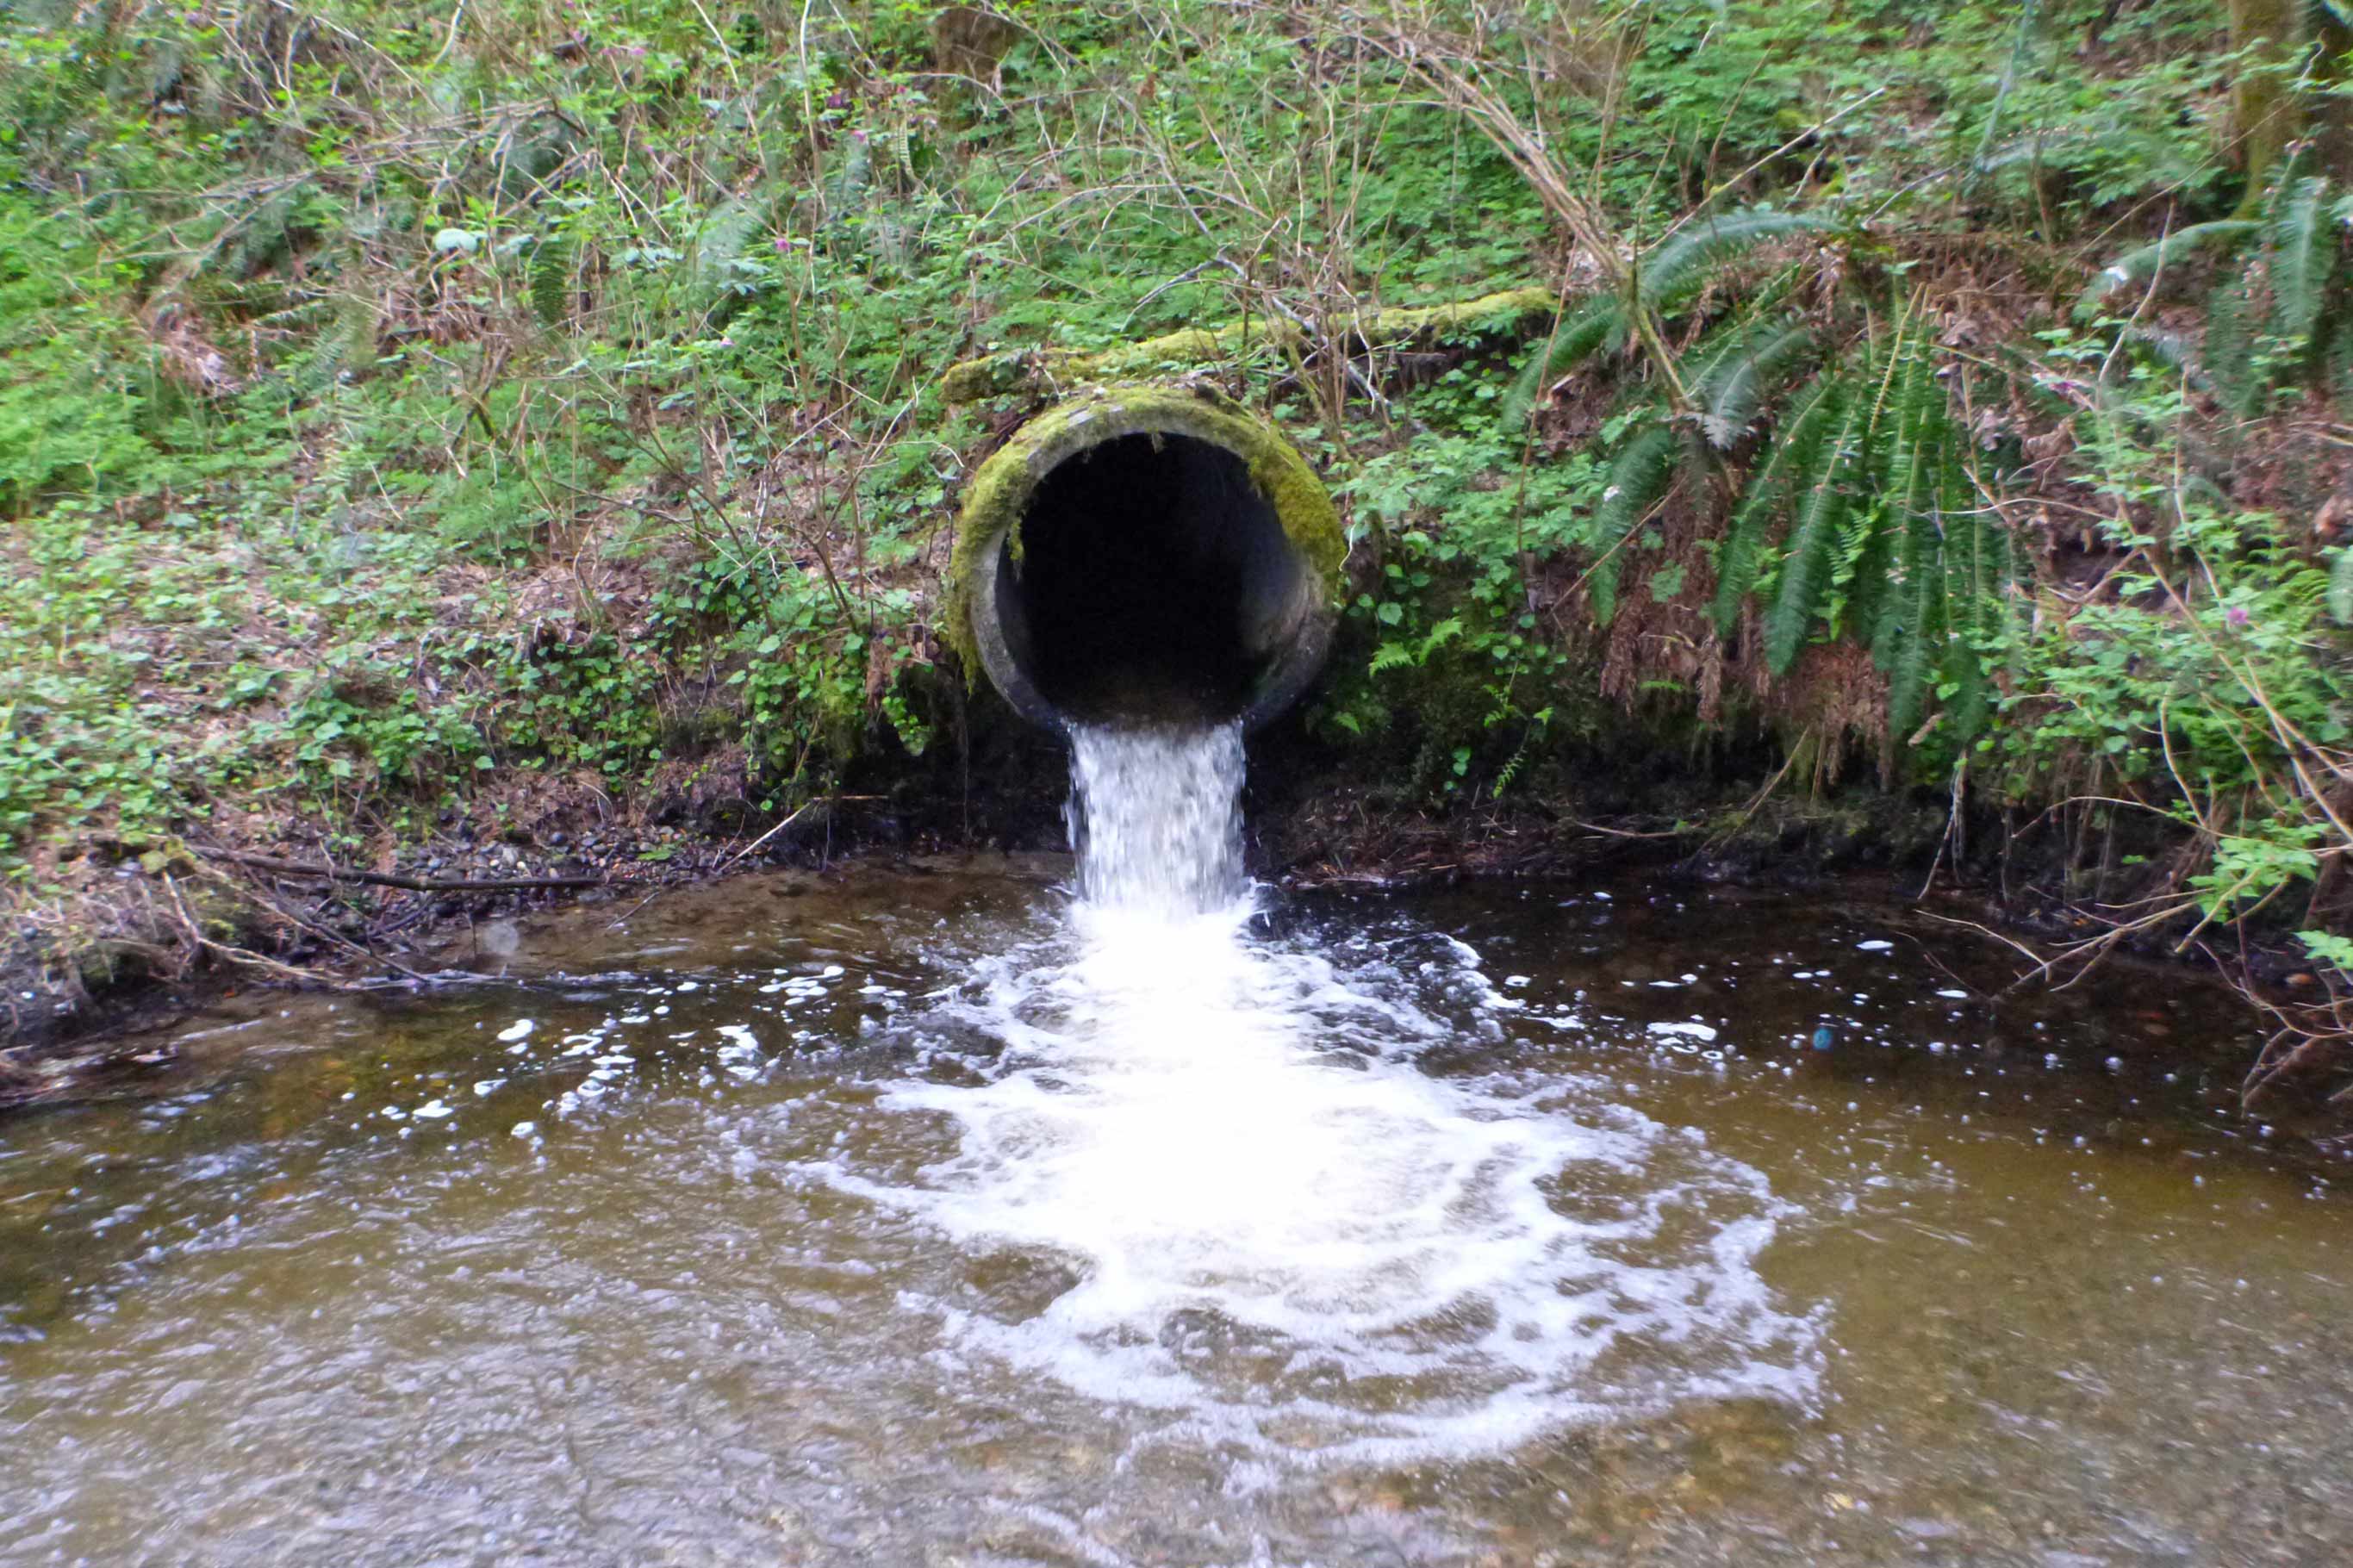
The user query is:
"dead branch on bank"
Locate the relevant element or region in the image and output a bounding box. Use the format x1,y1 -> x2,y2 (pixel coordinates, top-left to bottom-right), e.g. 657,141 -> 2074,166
196,849 -> 608,893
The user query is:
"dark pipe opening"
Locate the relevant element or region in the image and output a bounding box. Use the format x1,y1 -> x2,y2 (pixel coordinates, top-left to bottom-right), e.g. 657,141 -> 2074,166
991,432 -> 1311,726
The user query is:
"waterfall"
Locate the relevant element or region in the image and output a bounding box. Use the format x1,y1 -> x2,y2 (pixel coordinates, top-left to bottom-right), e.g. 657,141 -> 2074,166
1064,721 -> 1248,916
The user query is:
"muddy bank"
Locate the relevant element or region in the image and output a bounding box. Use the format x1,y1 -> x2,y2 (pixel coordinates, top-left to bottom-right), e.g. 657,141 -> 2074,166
6,624 -> 2342,1125
0,851 -> 2289,1137
9,712 -> 2345,1140
1,704 -> 1073,1094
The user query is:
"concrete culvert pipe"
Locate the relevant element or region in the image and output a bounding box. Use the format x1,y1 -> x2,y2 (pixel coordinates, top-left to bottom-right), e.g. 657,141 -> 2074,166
950,387 -> 1345,733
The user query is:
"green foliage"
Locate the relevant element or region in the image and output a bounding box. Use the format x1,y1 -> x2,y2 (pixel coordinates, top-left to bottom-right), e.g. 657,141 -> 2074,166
1500,296 -> 1625,426
2074,221 -> 2261,320
2263,175 -> 2337,352
2085,162 -> 2353,412
1639,210 -> 1830,310
1328,365 -> 1592,787
1587,425 -> 1681,627
1762,396 -> 1860,675
1709,378 -> 1839,632
1695,317 -> 1815,450
1994,341 -> 2350,930
1484,190 -> 2008,762
529,240 -> 574,329
0,0 -> 2338,939
0,193 -> 156,509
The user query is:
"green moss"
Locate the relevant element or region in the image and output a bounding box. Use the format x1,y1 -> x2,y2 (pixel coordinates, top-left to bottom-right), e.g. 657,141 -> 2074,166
1359,285 -> 1560,338
944,384 -> 1345,676
938,287 -> 1559,405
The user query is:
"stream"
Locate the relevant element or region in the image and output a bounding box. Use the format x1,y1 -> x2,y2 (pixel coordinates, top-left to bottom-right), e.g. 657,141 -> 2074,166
3,723 -> 2349,1565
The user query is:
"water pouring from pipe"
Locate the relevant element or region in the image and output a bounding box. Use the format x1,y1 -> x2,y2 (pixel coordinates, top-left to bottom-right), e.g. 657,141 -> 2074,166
808,717 -> 1820,1466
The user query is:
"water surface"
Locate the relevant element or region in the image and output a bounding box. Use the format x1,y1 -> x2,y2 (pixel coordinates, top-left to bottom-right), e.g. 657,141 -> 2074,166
2,731 -> 2346,1565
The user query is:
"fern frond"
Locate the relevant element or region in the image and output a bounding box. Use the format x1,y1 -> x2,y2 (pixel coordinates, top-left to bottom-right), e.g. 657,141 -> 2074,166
1501,296 -> 1626,426
1941,631 -> 1991,744
2325,303 -> 2353,401
1850,338 -> 1944,640
1842,495 -> 1899,644
1587,421 -> 1680,626
1710,377 -> 1842,633
1639,208 -> 1833,309
1680,265 -> 1806,375
2203,270 -> 2263,416
2075,221 -> 2259,319
692,191 -> 775,293
1696,319 -> 1815,449
1420,617 -> 1466,659
1939,504 -> 1999,744
1873,437 -> 1939,668
229,190 -> 297,279
1884,509 -> 1945,740
289,294 -> 379,398
2120,325 -> 2203,384
1764,399 -> 1863,674
2265,175 -> 2335,351
825,134 -> 875,213
1882,464 -> 1976,739
530,238 -> 573,328
1680,308 -> 1771,389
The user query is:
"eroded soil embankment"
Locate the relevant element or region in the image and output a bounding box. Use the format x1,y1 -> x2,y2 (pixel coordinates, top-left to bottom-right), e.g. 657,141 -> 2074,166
10,722 -> 2342,1140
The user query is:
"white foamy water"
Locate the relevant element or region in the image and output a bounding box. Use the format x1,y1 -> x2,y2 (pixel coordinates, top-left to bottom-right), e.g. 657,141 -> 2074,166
1064,720 -> 1248,914
813,721 -> 1817,1465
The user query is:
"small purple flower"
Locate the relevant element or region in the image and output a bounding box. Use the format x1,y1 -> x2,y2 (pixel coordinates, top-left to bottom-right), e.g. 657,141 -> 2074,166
2225,605 -> 2250,628
626,42 -> 646,58
825,90 -> 850,111
771,236 -> 790,254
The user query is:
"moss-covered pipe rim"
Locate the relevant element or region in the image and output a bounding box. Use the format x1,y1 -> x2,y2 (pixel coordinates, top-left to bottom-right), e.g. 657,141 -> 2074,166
948,384 -> 1347,736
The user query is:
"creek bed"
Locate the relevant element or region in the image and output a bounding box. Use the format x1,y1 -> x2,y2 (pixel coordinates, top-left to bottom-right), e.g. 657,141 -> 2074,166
3,863 -> 2346,1565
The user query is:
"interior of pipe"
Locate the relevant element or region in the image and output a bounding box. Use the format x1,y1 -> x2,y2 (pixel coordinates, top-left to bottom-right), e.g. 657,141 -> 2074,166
989,431 -> 1311,726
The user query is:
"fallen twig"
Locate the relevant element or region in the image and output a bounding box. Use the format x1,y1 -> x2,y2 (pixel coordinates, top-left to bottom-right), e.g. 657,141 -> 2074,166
198,849 -> 607,893
603,794 -> 879,930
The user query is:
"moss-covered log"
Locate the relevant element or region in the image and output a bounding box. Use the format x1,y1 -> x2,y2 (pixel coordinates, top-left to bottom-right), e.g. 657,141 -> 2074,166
938,286 -> 1561,403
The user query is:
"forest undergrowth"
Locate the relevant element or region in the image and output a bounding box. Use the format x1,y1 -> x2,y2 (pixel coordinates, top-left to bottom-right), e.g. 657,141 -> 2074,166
3,0 -> 2350,1106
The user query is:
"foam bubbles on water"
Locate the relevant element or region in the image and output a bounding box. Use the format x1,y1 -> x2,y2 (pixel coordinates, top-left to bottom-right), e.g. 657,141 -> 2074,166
811,720 -> 1818,1467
